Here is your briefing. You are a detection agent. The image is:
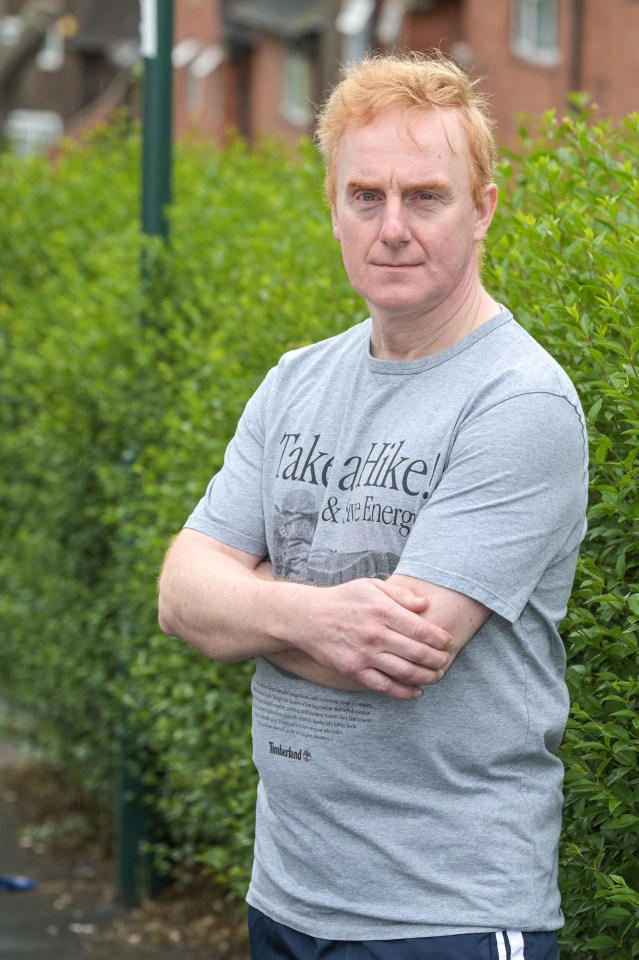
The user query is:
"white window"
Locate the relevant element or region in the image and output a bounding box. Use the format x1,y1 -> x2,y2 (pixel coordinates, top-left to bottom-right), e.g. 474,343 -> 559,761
186,48 -> 224,114
0,16 -> 23,47
512,0 -> 559,66
6,109 -> 63,155
336,0 -> 375,64
281,45 -> 312,127
36,22 -> 65,72
377,0 -> 406,47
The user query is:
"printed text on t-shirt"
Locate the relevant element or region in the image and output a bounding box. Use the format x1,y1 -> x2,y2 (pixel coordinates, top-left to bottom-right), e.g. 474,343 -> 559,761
276,433 -> 441,499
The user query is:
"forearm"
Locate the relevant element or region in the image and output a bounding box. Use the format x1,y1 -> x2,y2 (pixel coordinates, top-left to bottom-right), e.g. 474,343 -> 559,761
160,537 -> 364,688
387,573 -> 491,672
158,530 -> 455,700
267,575 -> 489,689
265,649 -> 369,691
158,530 -> 307,662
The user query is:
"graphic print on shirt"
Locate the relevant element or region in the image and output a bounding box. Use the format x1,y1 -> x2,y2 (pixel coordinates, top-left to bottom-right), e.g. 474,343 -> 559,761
271,432 -> 442,586
258,430 -> 444,756
271,488 -> 400,585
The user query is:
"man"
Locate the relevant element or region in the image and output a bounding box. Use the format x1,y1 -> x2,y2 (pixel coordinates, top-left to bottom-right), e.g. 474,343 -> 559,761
159,53 -> 588,960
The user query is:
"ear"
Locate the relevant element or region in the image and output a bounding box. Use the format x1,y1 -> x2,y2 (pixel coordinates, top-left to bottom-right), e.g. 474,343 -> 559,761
331,202 -> 341,242
473,183 -> 498,242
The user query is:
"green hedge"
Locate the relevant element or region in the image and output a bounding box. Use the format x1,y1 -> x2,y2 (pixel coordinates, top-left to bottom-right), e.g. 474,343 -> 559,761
484,109 -> 639,955
0,111 -> 637,956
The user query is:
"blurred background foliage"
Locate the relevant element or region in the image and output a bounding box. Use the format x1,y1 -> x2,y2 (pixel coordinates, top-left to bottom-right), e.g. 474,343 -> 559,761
0,111 -> 637,957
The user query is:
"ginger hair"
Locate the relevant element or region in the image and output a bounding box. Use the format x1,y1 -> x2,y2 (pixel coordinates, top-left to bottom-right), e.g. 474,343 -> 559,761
315,52 -> 497,203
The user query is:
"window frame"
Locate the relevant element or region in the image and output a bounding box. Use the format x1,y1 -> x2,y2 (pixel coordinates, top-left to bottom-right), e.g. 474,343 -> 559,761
511,0 -> 560,67
280,42 -> 313,128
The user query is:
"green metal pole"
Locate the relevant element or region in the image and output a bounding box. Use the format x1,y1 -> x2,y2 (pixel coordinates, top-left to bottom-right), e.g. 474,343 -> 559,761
116,0 -> 174,906
141,0 -> 174,238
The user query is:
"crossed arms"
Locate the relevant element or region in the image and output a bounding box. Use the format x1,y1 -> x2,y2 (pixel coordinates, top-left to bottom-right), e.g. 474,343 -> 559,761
158,528 -> 490,701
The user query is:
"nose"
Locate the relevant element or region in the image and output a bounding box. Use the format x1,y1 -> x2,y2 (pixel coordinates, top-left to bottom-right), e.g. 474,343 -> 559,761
379,198 -> 411,247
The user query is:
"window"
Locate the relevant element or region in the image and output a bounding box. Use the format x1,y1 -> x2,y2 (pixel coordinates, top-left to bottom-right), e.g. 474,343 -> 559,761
187,47 -> 224,114
512,0 -> 559,66
6,109 -> 63,156
377,0 -> 406,47
36,22 -> 65,71
336,0 -> 375,63
173,40 -> 224,116
281,45 -> 312,127
0,16 -> 23,47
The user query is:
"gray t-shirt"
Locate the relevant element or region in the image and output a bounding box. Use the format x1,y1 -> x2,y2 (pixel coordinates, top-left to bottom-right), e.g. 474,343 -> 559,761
186,309 -> 588,939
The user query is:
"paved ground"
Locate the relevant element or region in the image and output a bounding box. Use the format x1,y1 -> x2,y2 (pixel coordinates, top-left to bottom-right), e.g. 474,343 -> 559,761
0,737 -> 134,960
0,732 -> 247,960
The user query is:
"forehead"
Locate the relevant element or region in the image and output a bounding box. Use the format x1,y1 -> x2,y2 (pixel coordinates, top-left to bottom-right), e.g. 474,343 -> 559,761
334,107 -> 471,189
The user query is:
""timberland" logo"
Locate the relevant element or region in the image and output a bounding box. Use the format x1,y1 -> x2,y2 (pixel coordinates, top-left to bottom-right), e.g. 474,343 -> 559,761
269,741 -> 311,762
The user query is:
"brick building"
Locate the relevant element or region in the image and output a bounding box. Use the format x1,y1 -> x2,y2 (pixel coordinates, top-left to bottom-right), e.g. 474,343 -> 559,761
2,0 -> 637,153
172,0 -> 331,143
460,0 -> 639,143
0,0 -> 138,152
171,0 -> 639,148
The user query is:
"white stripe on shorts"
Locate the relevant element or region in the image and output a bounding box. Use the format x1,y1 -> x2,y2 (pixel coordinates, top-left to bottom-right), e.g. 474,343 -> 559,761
495,932 -> 508,960
506,930 -> 526,959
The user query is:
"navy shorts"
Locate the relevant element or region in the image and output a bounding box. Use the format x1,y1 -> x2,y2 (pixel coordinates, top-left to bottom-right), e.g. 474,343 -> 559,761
248,906 -> 559,960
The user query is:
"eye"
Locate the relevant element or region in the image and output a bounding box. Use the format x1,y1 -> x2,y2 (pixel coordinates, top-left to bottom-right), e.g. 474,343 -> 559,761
358,191 -> 379,202
416,192 -> 435,202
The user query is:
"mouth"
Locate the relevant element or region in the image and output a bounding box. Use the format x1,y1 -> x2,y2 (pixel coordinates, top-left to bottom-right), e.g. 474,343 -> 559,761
372,262 -> 422,269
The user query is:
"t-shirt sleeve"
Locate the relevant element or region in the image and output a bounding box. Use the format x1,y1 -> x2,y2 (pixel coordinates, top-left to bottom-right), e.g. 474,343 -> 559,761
183,368 -> 277,557
394,392 -> 588,623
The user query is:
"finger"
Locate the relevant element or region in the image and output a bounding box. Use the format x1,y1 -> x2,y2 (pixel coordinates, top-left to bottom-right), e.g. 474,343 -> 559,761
352,626 -> 450,669
371,651 -> 446,687
374,580 -> 430,611
382,609 -> 452,650
413,621 -> 453,651
382,634 -> 451,670
357,668 -> 424,701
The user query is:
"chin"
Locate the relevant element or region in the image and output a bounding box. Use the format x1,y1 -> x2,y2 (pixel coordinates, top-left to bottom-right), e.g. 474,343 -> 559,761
371,300 -> 433,321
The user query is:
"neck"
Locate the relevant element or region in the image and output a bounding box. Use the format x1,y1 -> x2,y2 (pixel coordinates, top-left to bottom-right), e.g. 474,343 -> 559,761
369,286 -> 499,362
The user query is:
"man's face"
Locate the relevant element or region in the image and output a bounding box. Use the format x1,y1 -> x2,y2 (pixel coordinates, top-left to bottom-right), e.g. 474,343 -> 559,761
331,107 -> 496,330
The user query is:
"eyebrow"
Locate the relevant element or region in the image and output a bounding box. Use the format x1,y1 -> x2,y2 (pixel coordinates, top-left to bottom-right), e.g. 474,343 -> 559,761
346,180 -> 453,195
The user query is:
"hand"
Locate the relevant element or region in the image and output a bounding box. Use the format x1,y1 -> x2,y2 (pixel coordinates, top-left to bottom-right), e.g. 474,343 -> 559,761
286,578 -> 453,701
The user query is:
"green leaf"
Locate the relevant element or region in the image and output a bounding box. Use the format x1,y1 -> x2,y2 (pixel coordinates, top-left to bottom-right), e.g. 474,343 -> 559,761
586,935 -> 620,950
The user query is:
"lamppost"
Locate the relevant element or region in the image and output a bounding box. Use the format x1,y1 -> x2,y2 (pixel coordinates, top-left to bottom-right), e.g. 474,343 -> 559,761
141,0 -> 174,238
116,0 -> 174,905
